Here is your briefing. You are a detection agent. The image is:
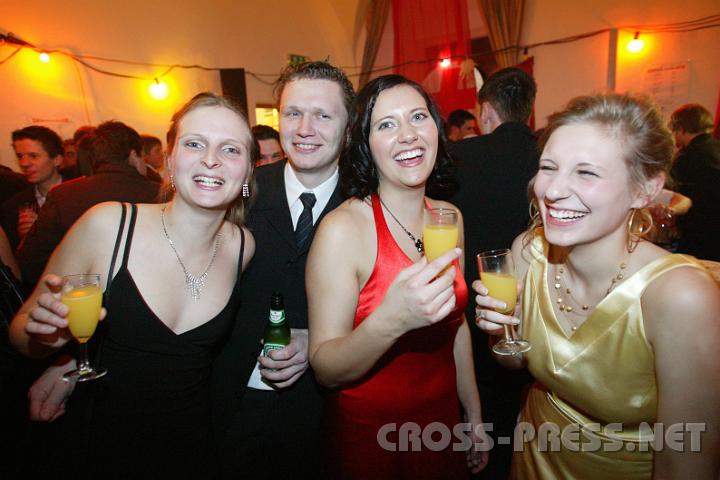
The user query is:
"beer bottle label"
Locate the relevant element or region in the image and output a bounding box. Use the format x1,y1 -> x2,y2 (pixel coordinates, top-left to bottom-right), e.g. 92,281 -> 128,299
263,343 -> 285,356
269,310 -> 285,324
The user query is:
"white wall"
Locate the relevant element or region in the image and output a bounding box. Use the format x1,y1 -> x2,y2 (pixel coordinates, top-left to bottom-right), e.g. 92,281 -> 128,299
522,0 -> 720,126
2,0 -> 718,169
0,0 -> 357,169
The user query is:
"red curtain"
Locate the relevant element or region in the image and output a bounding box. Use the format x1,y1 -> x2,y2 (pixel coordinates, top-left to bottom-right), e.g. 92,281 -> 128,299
393,0 -> 475,116
515,56 -> 535,131
714,85 -> 720,139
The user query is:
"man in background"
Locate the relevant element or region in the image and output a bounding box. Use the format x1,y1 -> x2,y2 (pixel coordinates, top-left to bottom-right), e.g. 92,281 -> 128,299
212,61 -> 354,478
17,121 -> 161,287
446,108 -> 478,141
59,139 -> 79,180
450,66 -> 538,480
140,134 -> 164,182
252,124 -> 285,166
0,126 -> 65,251
669,103 -> 720,261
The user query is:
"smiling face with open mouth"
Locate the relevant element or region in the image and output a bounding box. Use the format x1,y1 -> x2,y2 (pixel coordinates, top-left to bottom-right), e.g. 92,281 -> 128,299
368,84 -> 438,190
534,122 -> 648,248
170,105 -> 253,210
278,78 -> 348,184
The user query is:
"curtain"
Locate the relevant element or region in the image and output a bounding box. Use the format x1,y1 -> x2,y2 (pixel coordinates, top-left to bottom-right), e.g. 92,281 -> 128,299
714,85 -> 720,139
392,0 -> 475,115
515,56 -> 535,130
356,0 -> 392,89
478,0 -> 525,69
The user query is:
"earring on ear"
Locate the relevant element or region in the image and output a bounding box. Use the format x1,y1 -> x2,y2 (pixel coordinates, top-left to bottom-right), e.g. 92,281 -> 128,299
170,175 -> 176,191
242,183 -> 250,198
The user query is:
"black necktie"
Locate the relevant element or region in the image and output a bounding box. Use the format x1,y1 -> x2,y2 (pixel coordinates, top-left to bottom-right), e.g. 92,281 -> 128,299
295,192 -> 317,251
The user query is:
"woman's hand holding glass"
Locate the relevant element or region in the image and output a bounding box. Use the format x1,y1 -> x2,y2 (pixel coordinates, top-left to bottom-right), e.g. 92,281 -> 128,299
24,274 -> 107,356
475,249 -> 530,355
377,247 -> 461,336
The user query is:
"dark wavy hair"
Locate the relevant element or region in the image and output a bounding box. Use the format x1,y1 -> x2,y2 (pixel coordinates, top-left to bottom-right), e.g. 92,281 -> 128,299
340,75 -> 456,199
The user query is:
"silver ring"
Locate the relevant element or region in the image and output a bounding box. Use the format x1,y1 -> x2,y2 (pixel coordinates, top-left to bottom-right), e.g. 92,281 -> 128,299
477,310 -> 485,320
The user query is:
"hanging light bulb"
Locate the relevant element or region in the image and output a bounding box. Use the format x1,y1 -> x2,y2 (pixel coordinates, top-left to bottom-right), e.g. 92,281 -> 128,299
627,32 -> 644,53
149,78 -> 169,100
440,58 -> 451,68
39,52 -> 50,63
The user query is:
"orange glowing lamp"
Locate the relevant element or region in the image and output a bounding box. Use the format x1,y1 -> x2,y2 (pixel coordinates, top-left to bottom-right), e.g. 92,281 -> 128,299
149,79 -> 169,100
39,52 -> 50,63
627,32 -> 644,53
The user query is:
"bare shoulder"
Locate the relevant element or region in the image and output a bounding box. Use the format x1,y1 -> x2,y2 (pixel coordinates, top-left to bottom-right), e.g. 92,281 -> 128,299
643,260 -> 720,338
316,198 -> 371,243
511,230 -> 535,278
71,201 -> 128,240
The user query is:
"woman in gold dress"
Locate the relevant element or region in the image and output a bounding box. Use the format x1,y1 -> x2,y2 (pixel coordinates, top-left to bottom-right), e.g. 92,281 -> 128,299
475,93 -> 720,479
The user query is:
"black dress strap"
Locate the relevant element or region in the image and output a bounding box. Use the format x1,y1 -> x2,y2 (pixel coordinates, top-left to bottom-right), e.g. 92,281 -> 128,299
119,204 -> 138,269
105,203 -> 127,303
237,227 -> 245,279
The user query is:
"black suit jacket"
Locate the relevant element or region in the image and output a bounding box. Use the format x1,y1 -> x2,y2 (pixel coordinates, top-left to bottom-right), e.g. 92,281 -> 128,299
671,133 -> 720,260
449,122 -> 537,402
17,162 -> 161,286
211,160 -> 343,438
0,166 -> 29,206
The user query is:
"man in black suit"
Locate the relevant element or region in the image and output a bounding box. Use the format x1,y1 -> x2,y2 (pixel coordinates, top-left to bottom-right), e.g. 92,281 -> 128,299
212,61 -> 355,478
450,67 -> 538,480
669,104 -> 720,261
16,121 -> 161,288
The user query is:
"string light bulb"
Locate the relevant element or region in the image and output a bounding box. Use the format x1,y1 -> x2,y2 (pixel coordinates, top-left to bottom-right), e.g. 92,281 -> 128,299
39,52 -> 50,63
627,32 -> 644,53
440,58 -> 451,68
149,78 -> 169,100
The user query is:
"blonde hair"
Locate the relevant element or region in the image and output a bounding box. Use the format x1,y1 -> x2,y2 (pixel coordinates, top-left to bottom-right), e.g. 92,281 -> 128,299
538,93 -> 673,189
165,92 -> 257,226
526,93 -> 673,242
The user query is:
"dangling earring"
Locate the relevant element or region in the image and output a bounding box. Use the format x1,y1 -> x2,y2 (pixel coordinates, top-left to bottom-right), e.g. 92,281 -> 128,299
170,175 -> 176,191
242,183 -> 250,198
627,208 -> 654,253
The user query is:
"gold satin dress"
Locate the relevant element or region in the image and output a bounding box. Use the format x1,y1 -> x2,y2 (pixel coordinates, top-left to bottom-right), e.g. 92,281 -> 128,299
512,235 -> 705,479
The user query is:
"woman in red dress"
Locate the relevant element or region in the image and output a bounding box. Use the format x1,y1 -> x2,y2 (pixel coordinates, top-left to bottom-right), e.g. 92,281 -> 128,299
307,75 -> 488,479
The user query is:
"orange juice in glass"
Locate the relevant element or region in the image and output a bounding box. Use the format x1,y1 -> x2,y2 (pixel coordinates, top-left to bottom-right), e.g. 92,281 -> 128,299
423,208 -> 458,263
477,249 -> 531,356
61,274 -> 107,382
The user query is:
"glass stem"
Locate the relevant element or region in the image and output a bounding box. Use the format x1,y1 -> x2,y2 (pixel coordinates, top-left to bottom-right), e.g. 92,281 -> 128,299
502,325 -> 515,344
78,342 -> 90,373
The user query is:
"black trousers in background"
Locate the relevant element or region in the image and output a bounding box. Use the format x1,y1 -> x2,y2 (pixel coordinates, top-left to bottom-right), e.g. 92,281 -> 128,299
218,387 -> 325,479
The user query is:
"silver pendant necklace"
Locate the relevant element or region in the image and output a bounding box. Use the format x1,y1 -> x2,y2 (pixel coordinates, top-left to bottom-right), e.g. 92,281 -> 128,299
160,205 -> 223,301
377,195 -> 424,254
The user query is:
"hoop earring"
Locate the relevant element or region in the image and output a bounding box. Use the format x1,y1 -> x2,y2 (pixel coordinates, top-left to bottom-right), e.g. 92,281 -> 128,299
627,208 -> 654,253
242,183 -> 250,198
529,198 -> 542,228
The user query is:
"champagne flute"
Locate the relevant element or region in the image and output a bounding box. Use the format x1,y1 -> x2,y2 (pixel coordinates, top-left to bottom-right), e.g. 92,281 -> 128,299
61,274 -> 107,382
423,208 -> 459,263
477,249 -> 531,356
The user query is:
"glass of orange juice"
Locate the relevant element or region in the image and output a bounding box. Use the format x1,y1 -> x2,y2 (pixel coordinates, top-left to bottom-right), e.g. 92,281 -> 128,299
61,274 -> 107,382
477,249 -> 531,356
423,208 -> 458,263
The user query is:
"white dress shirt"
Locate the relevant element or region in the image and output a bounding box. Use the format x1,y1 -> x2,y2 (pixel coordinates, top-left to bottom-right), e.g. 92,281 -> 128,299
284,162 -> 339,229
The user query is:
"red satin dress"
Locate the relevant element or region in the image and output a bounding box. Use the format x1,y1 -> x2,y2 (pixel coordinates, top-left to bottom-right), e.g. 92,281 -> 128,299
326,193 -> 469,480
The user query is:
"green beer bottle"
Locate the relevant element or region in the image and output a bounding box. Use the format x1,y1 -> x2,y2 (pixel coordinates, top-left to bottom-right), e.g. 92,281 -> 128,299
263,292 -> 290,357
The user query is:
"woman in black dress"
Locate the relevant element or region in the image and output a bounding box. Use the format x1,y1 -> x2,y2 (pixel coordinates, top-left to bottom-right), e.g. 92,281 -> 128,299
10,92 -> 256,477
